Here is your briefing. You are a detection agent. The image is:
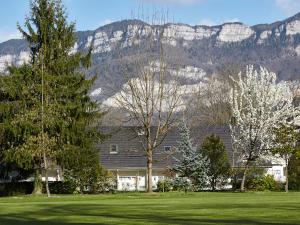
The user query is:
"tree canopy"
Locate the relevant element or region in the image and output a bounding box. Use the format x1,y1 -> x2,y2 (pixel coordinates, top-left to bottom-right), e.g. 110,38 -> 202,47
0,0 -> 105,195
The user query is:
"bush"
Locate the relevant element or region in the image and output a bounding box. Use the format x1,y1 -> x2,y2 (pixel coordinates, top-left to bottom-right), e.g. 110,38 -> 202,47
247,174 -> 276,191
230,168 -> 242,190
47,181 -> 76,194
172,177 -> 193,192
288,155 -> 300,190
0,181 -> 81,196
233,167 -> 283,191
274,181 -> 284,191
0,182 -> 34,196
289,176 -> 300,190
90,174 -> 116,194
156,179 -> 172,192
258,175 -> 276,191
63,165 -> 116,194
243,167 -> 265,190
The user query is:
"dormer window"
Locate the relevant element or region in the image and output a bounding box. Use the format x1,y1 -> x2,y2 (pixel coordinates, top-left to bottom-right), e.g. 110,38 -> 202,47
130,146 -> 138,152
110,144 -> 118,154
164,146 -> 171,151
138,130 -> 145,136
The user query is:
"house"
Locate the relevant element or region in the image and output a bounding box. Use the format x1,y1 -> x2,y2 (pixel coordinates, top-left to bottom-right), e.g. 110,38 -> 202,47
98,125 -> 287,191
99,126 -> 226,190
0,161 -> 63,184
0,125 -> 286,189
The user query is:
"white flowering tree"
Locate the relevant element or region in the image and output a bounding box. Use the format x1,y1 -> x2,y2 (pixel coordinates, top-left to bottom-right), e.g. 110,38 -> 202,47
230,65 -> 300,191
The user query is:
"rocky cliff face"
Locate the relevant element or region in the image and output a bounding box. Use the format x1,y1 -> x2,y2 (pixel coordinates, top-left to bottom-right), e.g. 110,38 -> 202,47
1,13 -> 300,101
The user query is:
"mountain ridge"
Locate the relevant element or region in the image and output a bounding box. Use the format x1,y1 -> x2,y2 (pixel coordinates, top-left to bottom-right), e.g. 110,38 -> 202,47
2,12 -> 300,51
1,12 -> 300,102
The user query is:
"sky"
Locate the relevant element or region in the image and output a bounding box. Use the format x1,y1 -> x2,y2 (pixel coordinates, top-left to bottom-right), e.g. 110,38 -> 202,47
0,0 -> 300,43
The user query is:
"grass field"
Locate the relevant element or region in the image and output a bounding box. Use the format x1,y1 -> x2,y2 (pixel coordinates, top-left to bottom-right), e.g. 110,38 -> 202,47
0,192 -> 300,225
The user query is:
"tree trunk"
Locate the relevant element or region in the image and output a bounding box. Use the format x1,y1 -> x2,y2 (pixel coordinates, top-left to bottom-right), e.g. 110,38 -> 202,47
241,162 -> 249,192
211,178 -> 216,191
285,163 -> 289,193
147,149 -> 153,193
32,168 -> 43,195
43,152 -> 51,197
232,172 -> 237,191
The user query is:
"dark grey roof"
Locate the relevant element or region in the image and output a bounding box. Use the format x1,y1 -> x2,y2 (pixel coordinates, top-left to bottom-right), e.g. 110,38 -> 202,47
98,125 -> 234,170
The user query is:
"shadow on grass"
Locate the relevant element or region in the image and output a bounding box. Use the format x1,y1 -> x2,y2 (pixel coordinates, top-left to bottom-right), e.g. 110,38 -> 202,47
0,217 -> 106,225
1,201 -> 300,225
0,213 -> 298,225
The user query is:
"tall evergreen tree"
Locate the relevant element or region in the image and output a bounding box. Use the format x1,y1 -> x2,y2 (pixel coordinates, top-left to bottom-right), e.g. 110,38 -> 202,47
0,0 -> 104,195
172,122 -> 209,190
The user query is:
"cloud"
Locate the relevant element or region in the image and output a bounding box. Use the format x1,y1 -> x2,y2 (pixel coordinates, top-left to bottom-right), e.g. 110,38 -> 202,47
0,28 -> 22,43
141,0 -> 203,5
275,0 -> 300,16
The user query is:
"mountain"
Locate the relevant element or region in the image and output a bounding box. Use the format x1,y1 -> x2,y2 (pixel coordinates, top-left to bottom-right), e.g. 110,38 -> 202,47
1,13 -> 300,102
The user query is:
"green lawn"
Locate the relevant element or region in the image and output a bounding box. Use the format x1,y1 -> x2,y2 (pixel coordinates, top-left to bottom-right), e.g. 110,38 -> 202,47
0,192 -> 300,225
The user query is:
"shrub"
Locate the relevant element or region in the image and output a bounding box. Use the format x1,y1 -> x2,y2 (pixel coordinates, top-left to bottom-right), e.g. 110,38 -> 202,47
288,155 -> 300,190
63,165 -> 116,194
262,175 -> 276,191
90,173 -> 116,194
258,175 -> 276,191
233,166 -> 284,191
172,177 -> 193,192
243,167 -> 265,190
230,168 -> 243,190
289,176 -> 300,190
48,181 -> 76,194
156,179 -> 172,192
274,181 -> 284,191
247,174 -> 276,191
0,182 -> 34,196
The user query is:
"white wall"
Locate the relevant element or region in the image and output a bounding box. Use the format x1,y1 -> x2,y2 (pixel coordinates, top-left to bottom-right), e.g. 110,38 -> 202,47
266,165 -> 286,182
115,170 -> 166,191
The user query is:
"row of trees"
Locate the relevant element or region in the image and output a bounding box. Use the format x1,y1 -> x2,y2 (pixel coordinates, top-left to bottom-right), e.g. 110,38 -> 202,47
186,65 -> 300,192
0,0 -> 106,196
0,0 -> 299,194
113,39 -> 300,192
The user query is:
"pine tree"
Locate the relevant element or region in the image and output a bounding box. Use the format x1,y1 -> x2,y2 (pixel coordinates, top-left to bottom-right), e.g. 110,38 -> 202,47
0,0 -> 104,195
0,64 -> 51,195
172,122 -> 209,190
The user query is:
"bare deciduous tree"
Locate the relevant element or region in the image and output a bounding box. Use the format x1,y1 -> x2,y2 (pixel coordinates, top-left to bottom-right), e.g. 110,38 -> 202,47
113,20 -> 183,192
187,64 -> 242,126
189,76 -> 231,125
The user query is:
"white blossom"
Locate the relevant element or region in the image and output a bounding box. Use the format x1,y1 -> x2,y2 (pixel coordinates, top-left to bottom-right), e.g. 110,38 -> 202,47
229,65 -> 300,163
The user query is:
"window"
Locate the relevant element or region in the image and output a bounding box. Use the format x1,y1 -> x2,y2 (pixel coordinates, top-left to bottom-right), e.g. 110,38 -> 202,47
164,146 -> 171,151
138,130 -> 145,136
275,170 -> 281,176
110,144 -> 118,154
130,146 -> 138,152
